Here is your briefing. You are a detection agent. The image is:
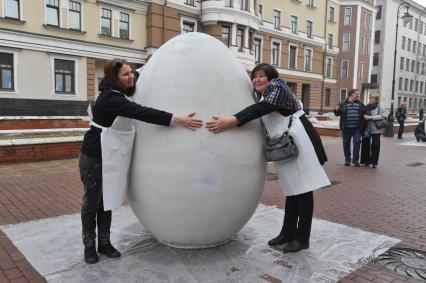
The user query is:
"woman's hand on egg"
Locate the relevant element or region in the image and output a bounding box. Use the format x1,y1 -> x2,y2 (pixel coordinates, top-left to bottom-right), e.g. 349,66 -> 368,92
174,112 -> 203,131
206,116 -> 238,133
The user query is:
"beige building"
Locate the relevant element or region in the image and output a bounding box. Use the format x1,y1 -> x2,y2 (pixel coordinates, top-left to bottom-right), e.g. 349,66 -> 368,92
1,0 -> 340,115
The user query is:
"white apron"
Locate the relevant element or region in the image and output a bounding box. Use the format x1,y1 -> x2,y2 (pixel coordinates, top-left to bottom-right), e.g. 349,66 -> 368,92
90,94 -> 135,211
261,110 -> 330,196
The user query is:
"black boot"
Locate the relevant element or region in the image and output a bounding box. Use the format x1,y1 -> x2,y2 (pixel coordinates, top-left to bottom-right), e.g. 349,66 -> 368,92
84,247 -> 99,264
98,243 -> 121,258
283,240 -> 309,252
268,234 -> 290,246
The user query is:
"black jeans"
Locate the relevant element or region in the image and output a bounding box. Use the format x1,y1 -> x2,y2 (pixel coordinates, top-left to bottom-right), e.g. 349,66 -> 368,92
79,153 -> 111,248
361,134 -> 381,165
279,191 -> 314,244
398,120 -> 405,138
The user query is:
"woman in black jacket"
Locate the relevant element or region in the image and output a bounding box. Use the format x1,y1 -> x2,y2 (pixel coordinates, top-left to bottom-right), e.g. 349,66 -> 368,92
206,64 -> 329,253
79,58 -> 202,264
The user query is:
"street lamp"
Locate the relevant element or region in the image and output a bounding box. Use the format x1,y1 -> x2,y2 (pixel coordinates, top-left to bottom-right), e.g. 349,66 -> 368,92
384,2 -> 413,137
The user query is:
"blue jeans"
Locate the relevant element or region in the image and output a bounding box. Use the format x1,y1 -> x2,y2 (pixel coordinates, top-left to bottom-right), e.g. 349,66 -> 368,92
342,127 -> 361,162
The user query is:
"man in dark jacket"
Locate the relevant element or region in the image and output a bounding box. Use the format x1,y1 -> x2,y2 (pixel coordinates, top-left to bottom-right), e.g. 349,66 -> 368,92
395,102 -> 407,139
334,89 -> 365,167
415,119 -> 426,142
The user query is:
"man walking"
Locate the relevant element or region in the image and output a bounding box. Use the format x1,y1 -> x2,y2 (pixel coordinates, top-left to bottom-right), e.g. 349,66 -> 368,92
334,89 -> 365,167
395,102 -> 407,139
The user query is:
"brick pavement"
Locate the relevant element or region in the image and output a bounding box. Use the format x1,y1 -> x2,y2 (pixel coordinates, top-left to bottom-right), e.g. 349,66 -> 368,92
0,136 -> 425,282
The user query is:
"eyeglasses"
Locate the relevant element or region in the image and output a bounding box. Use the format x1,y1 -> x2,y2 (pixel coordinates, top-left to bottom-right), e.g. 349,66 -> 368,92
113,59 -> 128,72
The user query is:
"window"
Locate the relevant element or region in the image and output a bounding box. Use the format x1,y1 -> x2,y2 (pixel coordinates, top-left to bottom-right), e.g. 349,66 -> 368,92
341,60 -> 349,78
422,63 -> 425,74
307,0 -> 314,7
325,88 -> 331,107
359,62 -> 364,79
258,4 -> 263,20
406,59 -> 410,71
340,89 -> 347,101
221,25 -> 230,47
0,52 -> 14,90
289,45 -> 297,69
413,40 -> 417,53
344,8 -> 352,26
236,27 -> 244,52
54,59 -> 75,94
182,21 -> 194,33
4,0 -> 20,19
417,62 -> 420,74
306,20 -> 313,38
273,10 -> 281,30
248,30 -> 254,51
254,38 -> 262,63
69,1 -> 81,30
410,79 -> 414,91
415,18 -> 418,32
361,37 -> 365,53
328,33 -> 333,49
119,13 -> 129,39
367,13 -> 372,30
412,60 -> 415,72
420,21 -> 424,34
291,16 -> 298,34
370,74 -> 378,84
225,0 -> 231,7
363,11 -> 367,28
272,42 -> 280,66
400,57 -> 404,70
304,48 -> 312,71
421,82 -> 424,93
405,78 -> 408,90
342,33 -> 350,52
419,43 -> 422,55
239,0 -> 248,11
376,5 -> 382,20
185,0 -> 194,5
408,39 -> 411,51
46,0 -> 59,26
402,36 -> 406,49
375,30 -> 381,44
399,77 -> 403,90
326,57 -> 332,77
329,6 -> 335,22
101,8 -> 112,36
366,38 -> 370,54
373,52 -> 379,66
416,81 -> 419,92
409,18 -> 413,29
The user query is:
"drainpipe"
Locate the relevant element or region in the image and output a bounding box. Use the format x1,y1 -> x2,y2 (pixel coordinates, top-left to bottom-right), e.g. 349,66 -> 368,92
320,0 -> 328,115
163,0 -> 167,43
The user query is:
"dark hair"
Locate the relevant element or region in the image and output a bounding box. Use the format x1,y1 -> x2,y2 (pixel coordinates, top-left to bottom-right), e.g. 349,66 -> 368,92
102,58 -> 136,96
348,89 -> 359,97
250,63 -> 279,81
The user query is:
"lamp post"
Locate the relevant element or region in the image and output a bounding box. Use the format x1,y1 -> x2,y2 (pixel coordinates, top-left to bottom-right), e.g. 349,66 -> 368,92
384,2 -> 413,137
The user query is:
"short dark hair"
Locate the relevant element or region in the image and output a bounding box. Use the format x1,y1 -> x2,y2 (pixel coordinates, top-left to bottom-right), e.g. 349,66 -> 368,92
250,63 -> 279,81
348,89 -> 359,97
101,58 -> 136,96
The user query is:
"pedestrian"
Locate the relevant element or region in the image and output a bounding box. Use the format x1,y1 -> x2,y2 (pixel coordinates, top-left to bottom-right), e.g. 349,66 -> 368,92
79,58 -> 203,264
333,89 -> 365,167
205,63 -> 329,253
395,102 -> 407,139
360,95 -> 386,168
297,99 -> 303,110
415,118 -> 426,142
419,107 -> 424,121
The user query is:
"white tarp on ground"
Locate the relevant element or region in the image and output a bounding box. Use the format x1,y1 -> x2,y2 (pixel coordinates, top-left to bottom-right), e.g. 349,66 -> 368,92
399,140 -> 426,147
1,204 -> 399,282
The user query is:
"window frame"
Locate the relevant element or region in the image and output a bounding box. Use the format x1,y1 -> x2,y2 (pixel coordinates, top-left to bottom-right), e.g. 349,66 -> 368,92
329,6 -> 335,22
46,0 -> 60,27
100,8 -> 112,36
0,51 -> 16,93
119,12 -> 130,39
306,20 -> 313,38
236,26 -> 245,52
52,57 -> 77,95
304,47 -> 313,72
326,56 -> 333,78
4,0 -> 21,20
180,16 -> 197,34
68,0 -> 82,31
341,60 -> 349,79
288,43 -> 298,69
221,25 -> 231,47
344,7 -> 352,26
291,15 -> 298,34
273,9 -> 281,30
342,33 -> 350,52
272,40 -> 281,66
254,37 -> 263,63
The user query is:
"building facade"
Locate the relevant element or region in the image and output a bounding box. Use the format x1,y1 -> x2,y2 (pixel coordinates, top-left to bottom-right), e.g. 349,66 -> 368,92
0,0 -> 341,116
336,0 -> 376,104
373,0 -> 426,113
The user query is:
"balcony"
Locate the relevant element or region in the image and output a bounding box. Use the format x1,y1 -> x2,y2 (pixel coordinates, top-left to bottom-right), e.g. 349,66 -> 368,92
201,0 -> 261,30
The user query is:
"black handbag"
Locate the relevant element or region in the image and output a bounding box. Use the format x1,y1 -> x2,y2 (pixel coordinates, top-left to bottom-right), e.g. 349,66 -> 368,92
262,116 -> 299,162
375,119 -> 388,129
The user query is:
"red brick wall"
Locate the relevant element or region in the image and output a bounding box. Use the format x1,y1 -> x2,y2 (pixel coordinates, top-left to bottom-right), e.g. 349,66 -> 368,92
0,142 -> 82,164
0,119 -> 89,130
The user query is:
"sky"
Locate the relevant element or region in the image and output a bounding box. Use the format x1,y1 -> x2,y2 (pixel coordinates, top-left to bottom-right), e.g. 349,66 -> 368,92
412,0 -> 426,8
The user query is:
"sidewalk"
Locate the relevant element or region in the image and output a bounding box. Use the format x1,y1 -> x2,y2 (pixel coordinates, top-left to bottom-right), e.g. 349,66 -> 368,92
0,135 -> 425,282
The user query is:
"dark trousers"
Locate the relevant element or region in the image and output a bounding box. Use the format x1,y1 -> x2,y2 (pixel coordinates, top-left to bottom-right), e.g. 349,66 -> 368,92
342,127 -> 361,162
79,153 -> 111,248
416,133 -> 426,141
279,191 -> 314,244
398,120 -> 405,138
361,134 -> 381,165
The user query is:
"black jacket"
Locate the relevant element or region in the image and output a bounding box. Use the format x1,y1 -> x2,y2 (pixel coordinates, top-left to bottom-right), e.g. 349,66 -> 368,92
333,100 -> 365,130
415,121 -> 425,136
80,80 -> 173,159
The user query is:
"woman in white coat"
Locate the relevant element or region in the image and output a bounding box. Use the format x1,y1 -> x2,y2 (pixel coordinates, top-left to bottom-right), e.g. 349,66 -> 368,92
79,59 -> 203,264
206,64 -> 329,252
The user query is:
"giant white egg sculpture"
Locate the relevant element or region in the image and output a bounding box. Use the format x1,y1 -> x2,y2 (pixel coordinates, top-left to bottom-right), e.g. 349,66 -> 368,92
128,32 -> 266,248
